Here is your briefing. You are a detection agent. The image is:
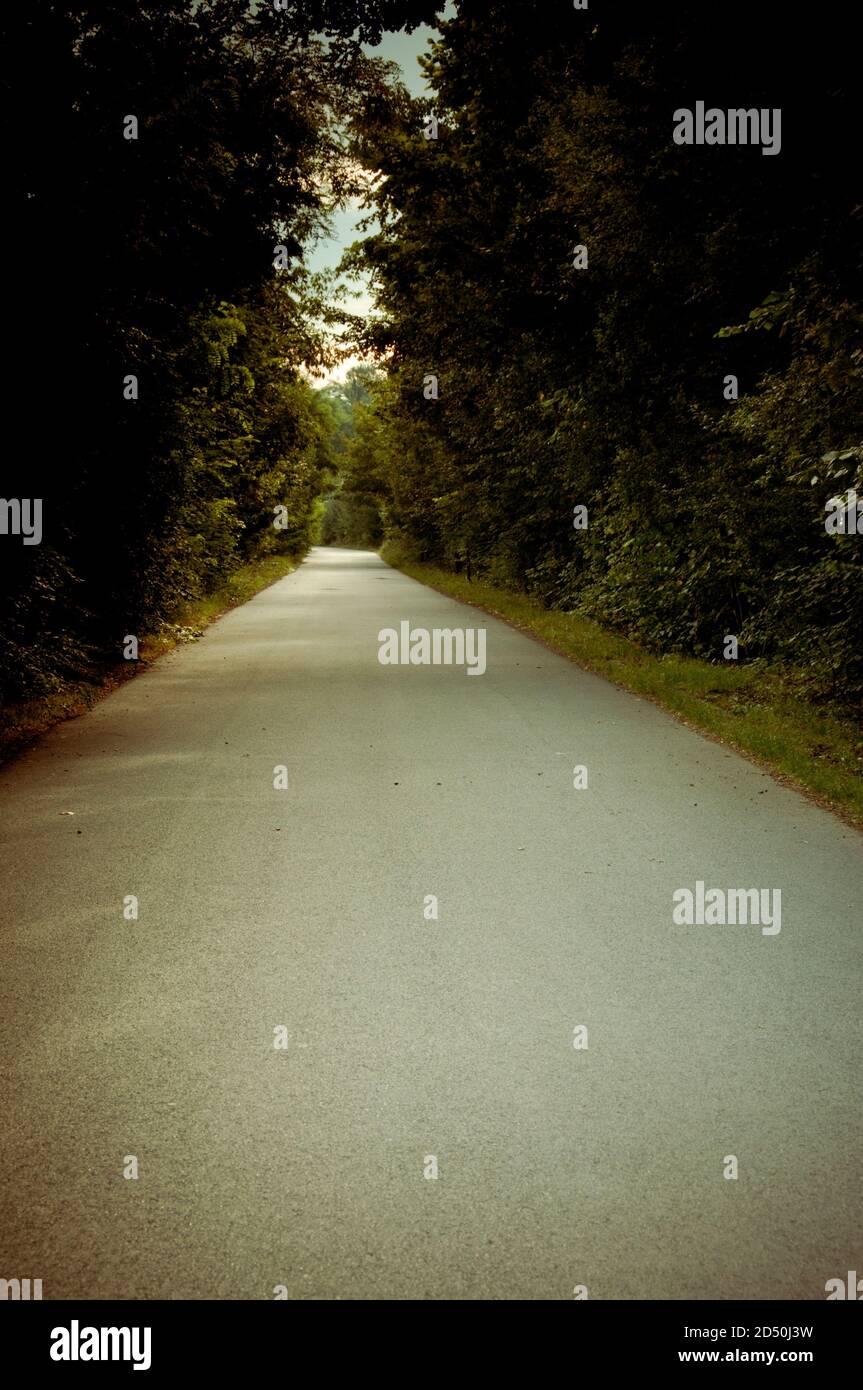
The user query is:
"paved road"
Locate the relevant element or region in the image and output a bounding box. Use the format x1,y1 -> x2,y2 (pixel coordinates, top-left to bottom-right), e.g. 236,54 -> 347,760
1,547 -> 860,1300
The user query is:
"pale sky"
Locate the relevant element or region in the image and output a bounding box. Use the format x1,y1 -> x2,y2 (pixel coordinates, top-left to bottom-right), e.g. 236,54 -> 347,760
304,9 -> 455,383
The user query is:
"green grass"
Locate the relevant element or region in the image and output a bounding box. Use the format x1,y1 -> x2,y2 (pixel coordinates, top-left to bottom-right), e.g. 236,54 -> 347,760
137,552 -> 301,661
0,550 -> 302,766
381,543 -> 863,831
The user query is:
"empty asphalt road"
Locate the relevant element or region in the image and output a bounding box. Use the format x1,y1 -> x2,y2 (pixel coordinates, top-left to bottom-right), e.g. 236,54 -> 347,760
1,547 -> 860,1300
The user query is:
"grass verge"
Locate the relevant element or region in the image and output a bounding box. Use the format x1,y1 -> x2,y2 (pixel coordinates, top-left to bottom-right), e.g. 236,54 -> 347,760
0,551 -> 302,767
382,545 -> 863,831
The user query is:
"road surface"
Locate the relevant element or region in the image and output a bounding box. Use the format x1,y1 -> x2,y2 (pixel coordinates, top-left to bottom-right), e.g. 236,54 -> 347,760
1,547 -> 860,1299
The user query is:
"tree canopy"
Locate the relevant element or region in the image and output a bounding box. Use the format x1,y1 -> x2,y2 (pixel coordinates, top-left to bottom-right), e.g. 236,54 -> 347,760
345,0 -> 862,701
0,1 -> 436,702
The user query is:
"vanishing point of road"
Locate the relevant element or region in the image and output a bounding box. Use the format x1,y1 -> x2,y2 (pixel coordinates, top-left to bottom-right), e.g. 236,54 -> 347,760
1,548 -> 859,1299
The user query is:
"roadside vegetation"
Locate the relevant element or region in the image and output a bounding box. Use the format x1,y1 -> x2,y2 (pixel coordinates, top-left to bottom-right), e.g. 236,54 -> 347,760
383,542 -> 863,828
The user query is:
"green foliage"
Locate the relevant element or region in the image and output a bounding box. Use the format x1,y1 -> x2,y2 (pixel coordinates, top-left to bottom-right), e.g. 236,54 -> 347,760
318,366 -> 388,546
349,0 -> 862,707
0,1 -> 430,703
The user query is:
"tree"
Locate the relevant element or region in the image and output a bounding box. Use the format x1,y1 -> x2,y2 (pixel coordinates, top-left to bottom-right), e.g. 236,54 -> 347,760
0,1 -> 435,703
347,0 -> 862,699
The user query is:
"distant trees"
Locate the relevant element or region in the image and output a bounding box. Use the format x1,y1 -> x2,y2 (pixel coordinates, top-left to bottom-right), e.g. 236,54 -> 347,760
318,365 -> 386,546
348,0 -> 862,703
